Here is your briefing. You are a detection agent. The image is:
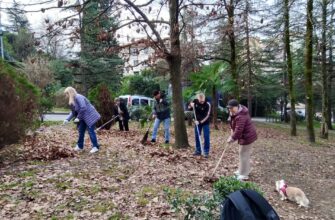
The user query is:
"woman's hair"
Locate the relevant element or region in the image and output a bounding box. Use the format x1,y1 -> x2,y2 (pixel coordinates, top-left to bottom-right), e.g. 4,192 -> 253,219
64,87 -> 78,105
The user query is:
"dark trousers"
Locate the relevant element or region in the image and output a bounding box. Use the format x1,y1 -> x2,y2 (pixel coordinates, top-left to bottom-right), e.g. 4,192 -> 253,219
118,119 -> 129,131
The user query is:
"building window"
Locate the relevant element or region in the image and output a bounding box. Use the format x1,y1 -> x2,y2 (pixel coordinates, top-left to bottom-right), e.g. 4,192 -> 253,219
131,48 -> 138,56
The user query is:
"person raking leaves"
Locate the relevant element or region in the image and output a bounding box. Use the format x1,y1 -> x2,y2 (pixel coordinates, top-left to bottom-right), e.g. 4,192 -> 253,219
63,87 -> 101,153
188,93 -> 211,158
114,98 -> 129,131
226,99 -> 257,180
151,90 -> 171,144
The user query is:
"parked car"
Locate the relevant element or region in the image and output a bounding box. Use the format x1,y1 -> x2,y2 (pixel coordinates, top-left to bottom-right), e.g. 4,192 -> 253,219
119,95 -> 155,120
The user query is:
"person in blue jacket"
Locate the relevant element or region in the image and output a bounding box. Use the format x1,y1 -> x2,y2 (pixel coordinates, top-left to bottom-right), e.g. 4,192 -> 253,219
63,87 -> 101,153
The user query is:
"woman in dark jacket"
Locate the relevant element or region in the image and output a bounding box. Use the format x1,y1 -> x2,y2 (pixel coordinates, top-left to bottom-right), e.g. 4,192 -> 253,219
227,99 -> 257,180
115,98 -> 129,131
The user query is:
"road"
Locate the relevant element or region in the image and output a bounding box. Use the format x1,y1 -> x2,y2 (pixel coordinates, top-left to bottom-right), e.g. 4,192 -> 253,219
43,113 -> 68,121
44,113 -> 268,123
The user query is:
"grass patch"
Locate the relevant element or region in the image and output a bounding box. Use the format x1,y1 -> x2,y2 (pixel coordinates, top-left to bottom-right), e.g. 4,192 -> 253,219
55,181 -> 72,191
0,182 -> 20,191
136,186 -> 159,207
78,184 -> 103,196
18,170 -> 37,178
22,180 -> 35,188
108,212 -> 130,220
90,201 -> 116,213
52,107 -> 70,113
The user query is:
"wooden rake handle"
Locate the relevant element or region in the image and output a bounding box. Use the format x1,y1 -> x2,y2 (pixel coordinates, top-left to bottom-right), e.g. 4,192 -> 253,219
211,142 -> 231,177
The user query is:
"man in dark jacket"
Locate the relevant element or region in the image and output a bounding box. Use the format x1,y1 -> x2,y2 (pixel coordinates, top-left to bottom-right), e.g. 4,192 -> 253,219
151,90 -> 170,144
189,93 -> 211,157
227,99 -> 257,180
115,98 -> 129,131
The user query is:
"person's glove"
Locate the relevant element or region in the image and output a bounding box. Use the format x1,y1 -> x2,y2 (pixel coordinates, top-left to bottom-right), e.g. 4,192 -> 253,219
189,102 -> 195,108
152,114 -> 157,119
227,136 -> 234,143
74,118 -> 80,123
195,120 -> 199,126
159,99 -> 163,103
63,119 -> 69,125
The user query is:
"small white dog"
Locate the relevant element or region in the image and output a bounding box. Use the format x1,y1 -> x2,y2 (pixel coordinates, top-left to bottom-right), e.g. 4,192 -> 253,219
275,180 -> 309,208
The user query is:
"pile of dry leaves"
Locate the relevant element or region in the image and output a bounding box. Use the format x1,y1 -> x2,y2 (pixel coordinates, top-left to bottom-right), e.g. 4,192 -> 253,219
23,126 -> 76,161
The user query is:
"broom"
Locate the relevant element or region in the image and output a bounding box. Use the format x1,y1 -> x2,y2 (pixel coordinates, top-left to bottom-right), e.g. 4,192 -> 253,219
140,119 -> 154,144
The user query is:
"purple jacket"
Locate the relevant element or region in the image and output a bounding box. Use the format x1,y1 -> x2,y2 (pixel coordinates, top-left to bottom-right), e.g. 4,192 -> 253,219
66,94 -> 101,127
230,105 -> 257,145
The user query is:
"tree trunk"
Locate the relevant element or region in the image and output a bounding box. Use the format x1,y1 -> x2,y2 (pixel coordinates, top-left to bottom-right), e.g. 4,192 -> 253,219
284,0 -> 297,136
327,0 -> 334,130
304,0 -> 315,142
283,49 -> 289,123
320,0 -> 329,138
212,85 -> 219,130
167,0 -> 189,148
245,0 -> 252,116
226,1 -> 239,99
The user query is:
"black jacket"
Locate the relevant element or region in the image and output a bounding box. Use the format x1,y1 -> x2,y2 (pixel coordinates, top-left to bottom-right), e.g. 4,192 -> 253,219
115,101 -> 129,120
190,99 -> 211,125
153,98 -> 170,120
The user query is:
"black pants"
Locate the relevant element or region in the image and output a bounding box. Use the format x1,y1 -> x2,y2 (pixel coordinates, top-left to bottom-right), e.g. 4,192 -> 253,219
118,119 -> 129,131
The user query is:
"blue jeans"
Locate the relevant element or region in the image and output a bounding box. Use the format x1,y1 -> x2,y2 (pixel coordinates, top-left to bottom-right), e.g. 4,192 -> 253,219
151,118 -> 170,141
194,123 -> 210,155
77,120 -> 99,149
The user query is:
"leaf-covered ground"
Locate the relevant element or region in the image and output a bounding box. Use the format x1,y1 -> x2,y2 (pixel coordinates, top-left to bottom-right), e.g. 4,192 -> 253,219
0,122 -> 334,220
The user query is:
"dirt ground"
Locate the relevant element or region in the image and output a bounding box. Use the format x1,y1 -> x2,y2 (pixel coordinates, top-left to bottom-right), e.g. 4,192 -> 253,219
0,122 -> 334,220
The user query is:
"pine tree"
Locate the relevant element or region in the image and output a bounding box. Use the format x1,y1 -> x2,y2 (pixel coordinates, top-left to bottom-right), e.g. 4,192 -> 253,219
75,0 -> 123,95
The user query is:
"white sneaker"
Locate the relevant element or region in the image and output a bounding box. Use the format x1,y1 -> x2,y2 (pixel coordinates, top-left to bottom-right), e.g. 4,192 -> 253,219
74,145 -> 83,151
234,170 -> 240,176
236,174 -> 249,181
89,147 -> 99,153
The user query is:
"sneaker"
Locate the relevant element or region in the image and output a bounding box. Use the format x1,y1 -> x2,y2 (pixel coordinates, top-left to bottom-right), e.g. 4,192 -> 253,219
74,145 -> 83,151
90,147 -> 99,153
234,170 -> 240,176
151,139 -> 156,143
236,174 -> 249,181
203,154 -> 209,159
165,140 -> 169,144
193,152 -> 201,156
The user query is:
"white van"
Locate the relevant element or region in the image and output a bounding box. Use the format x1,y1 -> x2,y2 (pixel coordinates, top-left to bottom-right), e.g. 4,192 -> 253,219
119,95 -> 155,108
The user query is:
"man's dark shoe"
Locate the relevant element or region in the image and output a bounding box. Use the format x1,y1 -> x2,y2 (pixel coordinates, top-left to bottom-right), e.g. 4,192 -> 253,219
151,139 -> 156,143
203,154 -> 209,159
165,140 -> 169,144
193,152 -> 201,156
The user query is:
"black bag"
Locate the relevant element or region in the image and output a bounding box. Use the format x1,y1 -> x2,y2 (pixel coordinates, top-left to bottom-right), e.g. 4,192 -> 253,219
220,189 -> 280,220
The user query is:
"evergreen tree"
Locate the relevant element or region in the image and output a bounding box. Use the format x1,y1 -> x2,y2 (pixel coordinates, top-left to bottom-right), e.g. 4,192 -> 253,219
75,0 -> 123,95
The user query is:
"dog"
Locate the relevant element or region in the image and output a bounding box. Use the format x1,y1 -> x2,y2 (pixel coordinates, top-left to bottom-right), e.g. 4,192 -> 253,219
275,180 -> 309,208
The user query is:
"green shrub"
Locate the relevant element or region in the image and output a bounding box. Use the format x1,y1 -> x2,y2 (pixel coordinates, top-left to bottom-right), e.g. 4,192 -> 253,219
0,60 -> 39,148
164,176 -> 263,220
129,105 -> 152,121
213,176 -> 263,200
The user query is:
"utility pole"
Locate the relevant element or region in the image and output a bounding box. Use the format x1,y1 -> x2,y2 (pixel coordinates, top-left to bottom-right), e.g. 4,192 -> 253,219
0,0 -> 4,60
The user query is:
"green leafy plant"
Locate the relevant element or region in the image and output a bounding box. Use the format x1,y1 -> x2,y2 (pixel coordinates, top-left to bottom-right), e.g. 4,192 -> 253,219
213,176 -> 263,199
164,177 -> 263,220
